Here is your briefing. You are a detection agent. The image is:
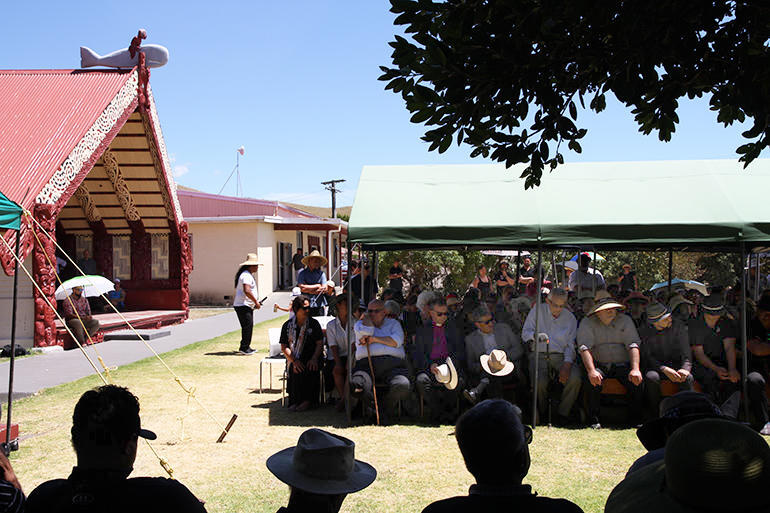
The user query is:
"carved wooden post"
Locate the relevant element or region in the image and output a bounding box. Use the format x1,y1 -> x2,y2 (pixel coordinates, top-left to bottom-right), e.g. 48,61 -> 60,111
32,204 -> 57,347
178,222 -> 192,317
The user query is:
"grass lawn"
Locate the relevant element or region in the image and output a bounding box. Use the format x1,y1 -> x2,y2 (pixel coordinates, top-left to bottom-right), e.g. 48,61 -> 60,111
10,316 -> 644,512
188,307 -> 233,320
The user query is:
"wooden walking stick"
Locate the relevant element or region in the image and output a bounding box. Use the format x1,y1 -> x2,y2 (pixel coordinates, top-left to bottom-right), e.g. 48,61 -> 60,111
365,341 -> 380,426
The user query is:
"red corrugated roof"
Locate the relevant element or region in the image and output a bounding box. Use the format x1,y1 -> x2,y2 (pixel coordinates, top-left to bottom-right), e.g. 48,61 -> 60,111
178,189 -> 318,219
0,69 -> 134,209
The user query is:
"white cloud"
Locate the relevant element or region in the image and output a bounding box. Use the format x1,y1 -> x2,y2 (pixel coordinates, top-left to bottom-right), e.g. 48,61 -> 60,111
173,164 -> 191,178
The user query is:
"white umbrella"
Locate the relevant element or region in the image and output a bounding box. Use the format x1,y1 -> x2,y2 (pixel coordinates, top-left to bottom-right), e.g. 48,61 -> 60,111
55,275 -> 115,300
481,250 -> 531,257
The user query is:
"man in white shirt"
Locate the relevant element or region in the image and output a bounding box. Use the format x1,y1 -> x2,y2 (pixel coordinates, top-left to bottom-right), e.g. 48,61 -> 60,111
522,288 -> 582,425
568,254 -> 605,293
326,294 -> 358,412
351,300 -> 411,423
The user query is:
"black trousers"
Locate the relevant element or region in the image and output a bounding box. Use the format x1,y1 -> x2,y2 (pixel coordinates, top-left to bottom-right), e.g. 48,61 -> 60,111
587,363 -> 644,424
747,372 -> 769,430
645,370 -> 694,417
234,306 -> 253,351
287,362 -> 320,407
692,365 -> 740,418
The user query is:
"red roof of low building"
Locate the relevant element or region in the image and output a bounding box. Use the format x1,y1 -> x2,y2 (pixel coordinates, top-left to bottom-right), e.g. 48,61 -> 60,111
0,69 -> 135,210
178,189 -> 318,219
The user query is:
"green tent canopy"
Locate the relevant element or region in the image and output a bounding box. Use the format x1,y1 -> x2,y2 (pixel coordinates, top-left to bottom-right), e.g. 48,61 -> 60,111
348,159 -> 770,250
0,191 -> 22,231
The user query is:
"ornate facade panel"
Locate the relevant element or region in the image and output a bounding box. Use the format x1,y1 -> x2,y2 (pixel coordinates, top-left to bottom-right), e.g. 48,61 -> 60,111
36,71 -> 139,205
146,87 -> 184,222
32,204 -> 57,347
112,235 -> 131,280
102,150 -> 141,221
151,233 -> 169,280
73,186 -> 102,222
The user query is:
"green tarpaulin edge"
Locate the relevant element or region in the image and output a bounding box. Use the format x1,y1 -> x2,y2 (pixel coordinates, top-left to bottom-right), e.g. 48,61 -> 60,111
0,191 -> 22,231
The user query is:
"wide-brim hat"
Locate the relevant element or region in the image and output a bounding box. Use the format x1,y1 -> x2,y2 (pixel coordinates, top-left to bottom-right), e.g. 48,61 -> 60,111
645,302 -> 672,325
239,253 -> 262,266
701,294 -> 726,316
636,391 -> 725,451
623,291 -> 649,307
589,290 -> 625,316
302,249 -> 328,267
480,349 -> 514,376
446,294 -> 460,307
668,294 -> 693,313
435,356 -> 459,390
267,428 -> 376,495
607,419 -> 770,513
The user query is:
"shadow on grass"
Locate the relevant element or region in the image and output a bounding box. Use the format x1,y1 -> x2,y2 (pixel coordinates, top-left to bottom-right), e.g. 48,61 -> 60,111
204,351 -> 242,356
253,398 -> 350,428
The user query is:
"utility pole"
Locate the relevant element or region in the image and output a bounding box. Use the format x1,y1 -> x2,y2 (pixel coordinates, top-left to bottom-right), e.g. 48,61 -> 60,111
322,179 -> 345,218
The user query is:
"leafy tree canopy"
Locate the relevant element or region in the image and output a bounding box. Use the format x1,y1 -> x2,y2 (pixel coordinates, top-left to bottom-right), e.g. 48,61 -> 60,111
380,1 -> 770,188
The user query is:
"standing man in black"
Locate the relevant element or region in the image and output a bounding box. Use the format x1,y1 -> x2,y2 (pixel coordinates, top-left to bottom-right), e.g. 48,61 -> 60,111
518,256 -> 535,295
388,259 -> 405,302
292,248 -> 304,285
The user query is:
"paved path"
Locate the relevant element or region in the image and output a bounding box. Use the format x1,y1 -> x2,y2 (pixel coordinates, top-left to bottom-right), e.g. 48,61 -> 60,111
0,292 -> 291,401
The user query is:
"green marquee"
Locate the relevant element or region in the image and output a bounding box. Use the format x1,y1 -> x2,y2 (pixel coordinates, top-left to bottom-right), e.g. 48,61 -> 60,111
0,191 -> 22,231
348,159 -> 770,250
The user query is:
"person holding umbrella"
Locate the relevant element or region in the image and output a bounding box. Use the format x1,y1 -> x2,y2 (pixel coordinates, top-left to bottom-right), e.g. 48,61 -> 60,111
62,286 -> 100,346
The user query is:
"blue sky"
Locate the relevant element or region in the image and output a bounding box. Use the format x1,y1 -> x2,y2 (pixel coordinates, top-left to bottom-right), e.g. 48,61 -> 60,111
5,1 -> 756,207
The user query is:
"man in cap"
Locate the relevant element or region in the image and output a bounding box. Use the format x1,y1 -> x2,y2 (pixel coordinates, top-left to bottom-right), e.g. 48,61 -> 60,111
413,296 -> 465,422
422,400 -> 584,513
297,249 -> 332,317
26,385 -> 205,512
606,418 -> 770,513
522,288 -> 582,425
267,428 -> 376,513
577,290 -> 644,428
463,305 -> 526,404
746,296 -> 770,434
351,299 -> 411,423
62,285 -> 101,346
627,391 -> 726,475
689,294 -> 740,417
668,293 -> 695,322
639,303 -> 693,416
568,253 -> 605,293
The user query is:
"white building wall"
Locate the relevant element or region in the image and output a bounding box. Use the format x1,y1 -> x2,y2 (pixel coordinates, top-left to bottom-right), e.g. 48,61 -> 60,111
0,259 -> 35,348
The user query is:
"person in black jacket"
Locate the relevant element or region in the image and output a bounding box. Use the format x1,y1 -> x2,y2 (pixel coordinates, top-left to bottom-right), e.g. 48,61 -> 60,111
413,296 -> 466,423
280,296 -> 324,412
422,400 -> 584,513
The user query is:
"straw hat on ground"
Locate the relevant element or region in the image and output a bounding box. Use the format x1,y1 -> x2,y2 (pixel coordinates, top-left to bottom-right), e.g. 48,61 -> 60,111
589,290 -> 625,316
301,249 -> 328,267
480,349 -> 515,377
239,253 -> 262,266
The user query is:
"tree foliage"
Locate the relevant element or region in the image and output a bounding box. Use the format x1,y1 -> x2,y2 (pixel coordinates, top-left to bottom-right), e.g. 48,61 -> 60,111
380,1 -> 770,188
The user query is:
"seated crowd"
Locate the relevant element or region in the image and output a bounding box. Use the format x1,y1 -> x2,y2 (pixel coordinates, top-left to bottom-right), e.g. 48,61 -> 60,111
280,255 -> 770,437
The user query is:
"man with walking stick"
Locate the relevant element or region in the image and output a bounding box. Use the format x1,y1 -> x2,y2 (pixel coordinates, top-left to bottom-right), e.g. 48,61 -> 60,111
522,288 -> 582,426
351,300 -> 411,424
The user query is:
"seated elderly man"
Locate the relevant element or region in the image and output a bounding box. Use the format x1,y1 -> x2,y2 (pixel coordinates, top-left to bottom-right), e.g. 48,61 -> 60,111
463,305 -> 526,405
639,302 -> 693,417
578,290 -> 643,429
351,299 -> 411,424
522,288 -> 581,425
568,253 -> 605,293
63,285 -> 100,346
413,296 -> 465,423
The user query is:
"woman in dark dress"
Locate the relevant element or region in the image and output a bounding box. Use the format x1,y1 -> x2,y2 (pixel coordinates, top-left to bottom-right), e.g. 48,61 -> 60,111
471,265 -> 493,301
280,296 -> 324,412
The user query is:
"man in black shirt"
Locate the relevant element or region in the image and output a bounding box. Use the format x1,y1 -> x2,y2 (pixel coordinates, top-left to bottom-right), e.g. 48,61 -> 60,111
388,260 -> 404,300
26,385 -> 206,513
689,295 -> 740,417
747,297 -> 770,434
494,261 -> 516,290
422,400 -> 583,513
518,256 -> 535,295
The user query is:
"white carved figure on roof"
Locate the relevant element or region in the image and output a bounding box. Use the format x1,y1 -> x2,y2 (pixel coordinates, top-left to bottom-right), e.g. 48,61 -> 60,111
80,29 -> 169,69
